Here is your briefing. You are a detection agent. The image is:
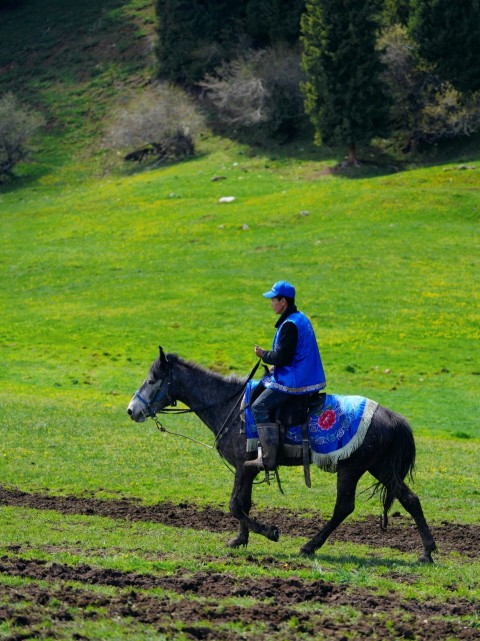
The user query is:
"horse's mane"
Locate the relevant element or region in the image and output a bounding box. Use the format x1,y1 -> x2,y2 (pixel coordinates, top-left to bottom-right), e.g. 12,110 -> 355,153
152,352 -> 246,388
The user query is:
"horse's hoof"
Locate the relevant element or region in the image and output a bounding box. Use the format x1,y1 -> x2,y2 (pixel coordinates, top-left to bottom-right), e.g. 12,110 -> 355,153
300,545 -> 315,557
265,526 -> 279,542
418,553 -> 434,564
226,537 -> 248,549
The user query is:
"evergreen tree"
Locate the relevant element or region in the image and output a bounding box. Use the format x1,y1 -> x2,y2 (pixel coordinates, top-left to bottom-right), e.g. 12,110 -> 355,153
409,0 -> 480,92
301,0 -> 389,164
246,0 -> 305,45
156,0 -> 199,82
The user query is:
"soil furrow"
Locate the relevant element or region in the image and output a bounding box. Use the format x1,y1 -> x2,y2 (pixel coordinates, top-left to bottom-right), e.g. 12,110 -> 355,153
0,556 -> 477,616
0,558 -> 478,640
1,486 -> 478,557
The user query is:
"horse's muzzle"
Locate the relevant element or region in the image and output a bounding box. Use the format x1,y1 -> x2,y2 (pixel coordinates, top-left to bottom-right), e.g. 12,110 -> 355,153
127,403 -> 147,422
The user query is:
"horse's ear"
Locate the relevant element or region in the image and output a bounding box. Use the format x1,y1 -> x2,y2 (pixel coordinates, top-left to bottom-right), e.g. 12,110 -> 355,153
159,346 -> 168,366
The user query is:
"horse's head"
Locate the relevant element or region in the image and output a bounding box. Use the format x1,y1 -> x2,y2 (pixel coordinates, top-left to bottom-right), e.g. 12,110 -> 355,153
127,346 -> 174,422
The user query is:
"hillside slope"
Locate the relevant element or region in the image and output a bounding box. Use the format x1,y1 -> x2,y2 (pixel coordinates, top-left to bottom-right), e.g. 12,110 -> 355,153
0,0 -> 156,154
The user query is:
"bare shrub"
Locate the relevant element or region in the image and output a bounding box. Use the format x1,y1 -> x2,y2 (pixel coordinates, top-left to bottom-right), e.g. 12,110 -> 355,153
0,93 -> 44,178
202,54 -> 267,127
201,47 -> 306,138
105,83 -> 204,164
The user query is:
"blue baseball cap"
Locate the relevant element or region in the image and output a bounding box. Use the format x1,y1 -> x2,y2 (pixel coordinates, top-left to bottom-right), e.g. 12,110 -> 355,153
263,280 -> 296,299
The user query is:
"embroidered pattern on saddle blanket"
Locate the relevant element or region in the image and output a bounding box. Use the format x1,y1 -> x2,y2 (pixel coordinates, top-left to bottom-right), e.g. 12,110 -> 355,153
242,381 -> 378,472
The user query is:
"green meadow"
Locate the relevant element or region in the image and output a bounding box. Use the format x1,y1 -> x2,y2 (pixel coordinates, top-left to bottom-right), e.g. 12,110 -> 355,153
2,141 -> 478,438
1,133 -> 479,639
1,0 -> 479,638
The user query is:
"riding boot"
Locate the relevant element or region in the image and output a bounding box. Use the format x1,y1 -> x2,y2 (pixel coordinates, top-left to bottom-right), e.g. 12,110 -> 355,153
244,422 -> 279,471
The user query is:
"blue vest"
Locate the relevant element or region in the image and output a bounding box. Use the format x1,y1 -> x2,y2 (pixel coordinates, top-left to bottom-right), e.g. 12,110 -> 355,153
265,311 -> 326,395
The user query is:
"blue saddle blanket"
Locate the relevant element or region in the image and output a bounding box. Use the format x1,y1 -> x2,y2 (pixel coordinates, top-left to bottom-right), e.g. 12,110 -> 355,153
242,380 -> 378,471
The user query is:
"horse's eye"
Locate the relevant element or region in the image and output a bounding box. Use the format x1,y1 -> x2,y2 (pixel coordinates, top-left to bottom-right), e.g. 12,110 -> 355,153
148,379 -> 156,385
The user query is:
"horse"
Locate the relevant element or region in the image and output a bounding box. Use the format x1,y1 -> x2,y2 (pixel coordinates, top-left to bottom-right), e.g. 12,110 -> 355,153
127,347 -> 437,563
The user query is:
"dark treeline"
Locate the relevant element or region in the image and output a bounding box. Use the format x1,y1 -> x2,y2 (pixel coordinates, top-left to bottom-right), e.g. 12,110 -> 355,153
154,1 -> 480,159
156,0 -> 480,95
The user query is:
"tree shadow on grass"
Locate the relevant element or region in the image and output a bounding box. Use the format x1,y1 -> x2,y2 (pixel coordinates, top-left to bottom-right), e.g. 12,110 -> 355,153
214,129 -> 408,179
248,136 -> 410,179
117,150 -> 211,178
211,119 -> 480,180
0,163 -> 53,194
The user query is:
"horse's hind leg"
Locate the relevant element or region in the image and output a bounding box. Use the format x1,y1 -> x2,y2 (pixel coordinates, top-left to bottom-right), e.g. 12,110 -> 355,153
301,464 -> 364,556
227,467 -> 279,548
396,481 -> 437,563
380,486 -> 396,531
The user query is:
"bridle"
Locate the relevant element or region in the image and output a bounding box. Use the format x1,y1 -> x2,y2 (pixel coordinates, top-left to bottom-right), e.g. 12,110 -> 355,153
132,356 -> 281,486
133,363 -> 217,449
134,364 -> 177,419
133,357 -> 262,453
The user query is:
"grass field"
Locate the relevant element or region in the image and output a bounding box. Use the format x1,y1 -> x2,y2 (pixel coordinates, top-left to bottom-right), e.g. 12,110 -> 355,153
1,1 -> 479,639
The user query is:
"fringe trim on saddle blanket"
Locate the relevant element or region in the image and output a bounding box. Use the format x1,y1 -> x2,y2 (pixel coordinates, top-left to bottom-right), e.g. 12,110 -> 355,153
301,397 -> 378,472
242,383 -> 378,473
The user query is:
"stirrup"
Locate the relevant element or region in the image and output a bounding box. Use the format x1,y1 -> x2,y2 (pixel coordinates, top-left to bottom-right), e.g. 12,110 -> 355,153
244,444 -> 264,470
244,457 -> 264,470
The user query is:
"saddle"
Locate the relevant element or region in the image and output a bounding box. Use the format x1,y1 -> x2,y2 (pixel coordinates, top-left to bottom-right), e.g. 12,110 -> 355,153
249,381 -> 326,427
248,383 -> 326,488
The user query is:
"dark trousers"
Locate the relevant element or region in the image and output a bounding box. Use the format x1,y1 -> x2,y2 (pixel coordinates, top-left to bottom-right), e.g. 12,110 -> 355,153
251,387 -> 291,425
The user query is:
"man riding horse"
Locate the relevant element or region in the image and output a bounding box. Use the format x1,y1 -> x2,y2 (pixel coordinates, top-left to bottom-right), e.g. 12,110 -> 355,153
245,281 -> 327,471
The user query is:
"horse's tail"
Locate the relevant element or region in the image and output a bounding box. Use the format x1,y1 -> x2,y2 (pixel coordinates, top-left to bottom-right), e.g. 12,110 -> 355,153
373,409 -> 416,530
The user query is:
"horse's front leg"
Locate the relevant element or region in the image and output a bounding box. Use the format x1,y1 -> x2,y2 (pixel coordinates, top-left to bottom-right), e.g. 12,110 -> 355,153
227,466 -> 279,548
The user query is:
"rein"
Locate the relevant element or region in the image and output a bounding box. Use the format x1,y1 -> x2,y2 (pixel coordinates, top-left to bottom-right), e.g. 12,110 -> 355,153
136,358 -> 262,457
151,414 -> 215,449
213,358 -> 261,449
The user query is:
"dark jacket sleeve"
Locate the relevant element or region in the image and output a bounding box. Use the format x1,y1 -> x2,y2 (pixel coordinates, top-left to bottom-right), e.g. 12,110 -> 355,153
261,321 -> 298,367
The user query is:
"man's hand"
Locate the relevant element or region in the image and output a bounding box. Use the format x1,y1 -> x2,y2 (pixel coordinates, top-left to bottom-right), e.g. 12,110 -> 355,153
254,345 -> 265,358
